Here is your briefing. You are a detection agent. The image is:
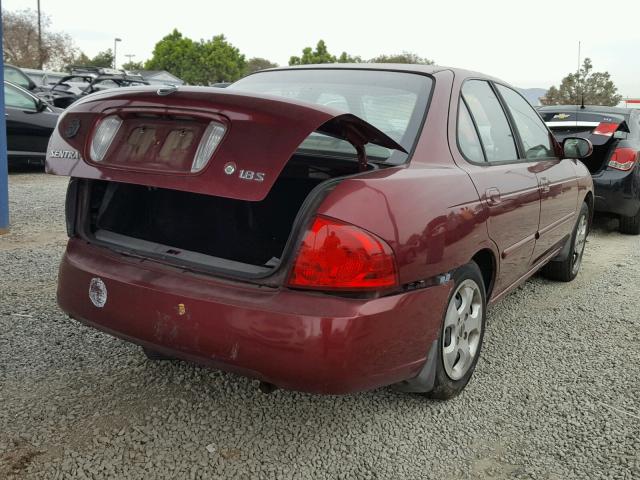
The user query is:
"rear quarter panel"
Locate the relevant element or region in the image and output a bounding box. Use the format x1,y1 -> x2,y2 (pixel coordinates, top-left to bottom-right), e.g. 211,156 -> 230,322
317,165 -> 493,286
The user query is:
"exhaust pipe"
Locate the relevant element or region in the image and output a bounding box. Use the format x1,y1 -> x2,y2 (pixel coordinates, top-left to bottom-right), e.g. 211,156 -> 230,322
259,381 -> 277,394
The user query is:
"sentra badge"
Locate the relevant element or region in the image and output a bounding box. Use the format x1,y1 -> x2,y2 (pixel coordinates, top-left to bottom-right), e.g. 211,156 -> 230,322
50,149 -> 80,160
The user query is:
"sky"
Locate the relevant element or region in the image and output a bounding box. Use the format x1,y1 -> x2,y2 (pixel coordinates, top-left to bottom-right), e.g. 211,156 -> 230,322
3,0 -> 640,97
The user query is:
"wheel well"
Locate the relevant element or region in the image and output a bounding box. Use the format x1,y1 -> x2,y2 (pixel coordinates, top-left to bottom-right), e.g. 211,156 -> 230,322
471,249 -> 496,298
583,192 -> 594,227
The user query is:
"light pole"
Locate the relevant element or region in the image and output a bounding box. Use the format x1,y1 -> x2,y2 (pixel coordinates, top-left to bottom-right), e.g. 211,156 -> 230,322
37,0 -> 43,69
113,37 -> 122,69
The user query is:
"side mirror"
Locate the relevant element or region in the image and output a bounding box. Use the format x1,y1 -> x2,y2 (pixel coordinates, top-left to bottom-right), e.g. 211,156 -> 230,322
562,137 -> 593,159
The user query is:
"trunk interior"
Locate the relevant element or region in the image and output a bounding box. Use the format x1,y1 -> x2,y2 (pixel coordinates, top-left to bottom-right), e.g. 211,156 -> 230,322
83,155 -> 368,274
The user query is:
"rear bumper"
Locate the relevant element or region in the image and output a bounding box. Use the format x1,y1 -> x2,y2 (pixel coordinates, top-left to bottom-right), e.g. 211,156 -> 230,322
57,239 -> 451,394
592,168 -> 640,217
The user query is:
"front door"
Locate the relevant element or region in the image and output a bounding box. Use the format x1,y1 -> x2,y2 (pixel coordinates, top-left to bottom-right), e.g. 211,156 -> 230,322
494,84 -> 579,263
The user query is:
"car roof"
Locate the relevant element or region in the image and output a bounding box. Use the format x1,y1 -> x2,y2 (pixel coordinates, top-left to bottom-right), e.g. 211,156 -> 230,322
260,63 -> 506,82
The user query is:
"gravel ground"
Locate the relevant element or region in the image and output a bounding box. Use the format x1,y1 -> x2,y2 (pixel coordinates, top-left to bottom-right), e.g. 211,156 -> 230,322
1,171 -> 639,480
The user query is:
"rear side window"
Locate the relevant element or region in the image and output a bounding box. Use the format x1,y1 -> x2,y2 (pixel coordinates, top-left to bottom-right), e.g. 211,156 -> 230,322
458,101 -> 485,162
496,85 -> 555,159
462,80 -> 517,162
4,66 -> 31,89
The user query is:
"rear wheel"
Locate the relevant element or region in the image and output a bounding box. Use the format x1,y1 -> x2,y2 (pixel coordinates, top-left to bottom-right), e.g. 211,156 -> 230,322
542,202 -> 589,282
619,208 -> 640,235
426,262 -> 486,400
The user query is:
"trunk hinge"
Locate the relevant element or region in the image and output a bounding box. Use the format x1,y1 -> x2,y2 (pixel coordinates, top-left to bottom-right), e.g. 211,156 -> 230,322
344,124 -> 369,172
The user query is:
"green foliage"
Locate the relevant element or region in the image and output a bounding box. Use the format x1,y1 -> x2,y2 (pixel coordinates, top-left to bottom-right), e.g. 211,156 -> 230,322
289,41 -> 431,66
122,60 -> 144,71
81,49 -> 114,68
289,40 -> 339,65
541,58 -> 622,107
369,52 -> 433,64
246,57 -> 278,75
199,34 -> 246,84
337,52 -> 362,63
145,29 -> 246,85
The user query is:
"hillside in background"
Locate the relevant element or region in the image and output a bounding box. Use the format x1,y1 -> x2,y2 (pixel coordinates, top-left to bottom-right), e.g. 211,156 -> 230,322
518,88 -> 548,106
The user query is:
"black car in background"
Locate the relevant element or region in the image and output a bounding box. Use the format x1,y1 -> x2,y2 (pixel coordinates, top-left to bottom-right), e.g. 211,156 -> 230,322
4,64 -> 42,92
4,80 -> 60,167
540,106 -> 640,234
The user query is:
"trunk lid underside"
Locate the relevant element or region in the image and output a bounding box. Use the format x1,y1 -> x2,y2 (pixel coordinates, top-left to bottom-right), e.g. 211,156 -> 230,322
46,87 -> 404,201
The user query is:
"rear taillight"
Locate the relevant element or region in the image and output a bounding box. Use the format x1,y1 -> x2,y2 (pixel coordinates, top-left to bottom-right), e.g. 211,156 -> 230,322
593,122 -> 620,136
90,115 -> 122,162
288,216 -> 398,291
608,148 -> 638,171
191,121 -> 226,173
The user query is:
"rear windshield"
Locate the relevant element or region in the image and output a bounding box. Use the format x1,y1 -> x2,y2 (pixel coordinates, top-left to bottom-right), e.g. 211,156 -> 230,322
229,69 -> 432,163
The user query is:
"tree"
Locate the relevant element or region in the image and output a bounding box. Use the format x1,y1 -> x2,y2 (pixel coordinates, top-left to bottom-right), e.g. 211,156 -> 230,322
122,60 -> 144,71
82,49 -> 114,68
540,58 -> 622,106
338,52 -> 362,63
246,57 -> 278,75
145,30 -> 201,83
2,8 -> 79,70
369,52 -> 433,64
145,29 -> 246,85
198,34 -> 246,84
289,40 -> 338,65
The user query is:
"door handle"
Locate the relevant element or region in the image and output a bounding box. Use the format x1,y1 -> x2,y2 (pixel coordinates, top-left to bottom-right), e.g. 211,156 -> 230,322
486,187 -> 501,206
539,177 -> 550,193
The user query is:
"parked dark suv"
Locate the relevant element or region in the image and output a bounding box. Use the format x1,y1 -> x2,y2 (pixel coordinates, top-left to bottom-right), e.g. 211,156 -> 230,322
540,106 -> 640,234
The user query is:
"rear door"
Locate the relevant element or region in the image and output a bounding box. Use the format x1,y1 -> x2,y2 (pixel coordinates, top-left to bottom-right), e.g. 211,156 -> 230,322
495,85 -> 579,263
454,80 -> 541,294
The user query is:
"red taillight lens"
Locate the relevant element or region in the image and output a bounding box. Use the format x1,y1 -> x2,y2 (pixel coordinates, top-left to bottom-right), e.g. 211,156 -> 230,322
288,216 -> 398,291
593,122 -> 620,136
608,148 -> 638,171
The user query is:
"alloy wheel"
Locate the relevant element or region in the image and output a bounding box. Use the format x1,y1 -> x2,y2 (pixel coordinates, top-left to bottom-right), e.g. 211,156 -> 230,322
442,279 -> 483,380
571,214 -> 588,276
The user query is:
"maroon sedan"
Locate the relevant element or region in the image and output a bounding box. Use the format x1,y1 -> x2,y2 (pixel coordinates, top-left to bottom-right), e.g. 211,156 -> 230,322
46,65 -> 594,398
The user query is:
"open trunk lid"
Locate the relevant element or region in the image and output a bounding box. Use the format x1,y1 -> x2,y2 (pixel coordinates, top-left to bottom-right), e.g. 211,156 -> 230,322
46,86 -> 405,201
541,110 -> 630,146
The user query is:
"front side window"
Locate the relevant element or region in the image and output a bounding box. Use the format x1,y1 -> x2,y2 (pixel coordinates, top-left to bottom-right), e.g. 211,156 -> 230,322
496,84 -> 554,159
4,83 -> 37,110
229,69 -> 433,163
462,80 -> 518,162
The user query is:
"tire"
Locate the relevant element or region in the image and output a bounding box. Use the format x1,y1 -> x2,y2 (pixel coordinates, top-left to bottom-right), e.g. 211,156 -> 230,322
426,261 -> 487,400
542,202 -> 589,282
619,208 -> 640,235
142,347 -> 173,361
